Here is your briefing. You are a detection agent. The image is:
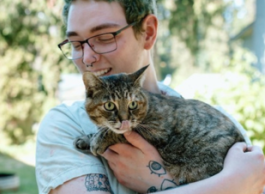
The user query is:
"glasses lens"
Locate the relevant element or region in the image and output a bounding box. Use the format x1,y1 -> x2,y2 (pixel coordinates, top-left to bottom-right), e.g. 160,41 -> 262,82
59,33 -> 118,59
89,34 -> 117,54
61,42 -> 83,59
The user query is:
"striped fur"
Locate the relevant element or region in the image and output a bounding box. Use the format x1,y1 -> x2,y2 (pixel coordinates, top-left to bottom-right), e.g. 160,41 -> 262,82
75,65 -> 245,184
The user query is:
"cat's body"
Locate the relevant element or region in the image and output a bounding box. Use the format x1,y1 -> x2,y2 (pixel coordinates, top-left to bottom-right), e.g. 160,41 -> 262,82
75,65 -> 244,184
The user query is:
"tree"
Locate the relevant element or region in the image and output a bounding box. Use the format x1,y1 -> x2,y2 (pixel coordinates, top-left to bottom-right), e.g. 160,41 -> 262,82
168,0 -> 229,68
154,0 -> 231,82
0,0 -> 73,144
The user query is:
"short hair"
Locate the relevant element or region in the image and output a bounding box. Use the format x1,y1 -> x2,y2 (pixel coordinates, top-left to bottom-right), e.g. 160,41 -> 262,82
62,0 -> 157,36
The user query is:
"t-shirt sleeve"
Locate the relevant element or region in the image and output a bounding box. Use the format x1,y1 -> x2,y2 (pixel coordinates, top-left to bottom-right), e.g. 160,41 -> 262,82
35,102 -> 107,194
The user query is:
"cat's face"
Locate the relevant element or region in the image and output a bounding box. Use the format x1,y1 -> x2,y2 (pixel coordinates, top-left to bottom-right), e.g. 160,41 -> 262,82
83,66 -> 148,134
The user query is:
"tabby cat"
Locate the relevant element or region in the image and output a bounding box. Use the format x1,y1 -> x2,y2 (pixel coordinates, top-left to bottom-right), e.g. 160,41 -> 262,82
75,65 -> 244,184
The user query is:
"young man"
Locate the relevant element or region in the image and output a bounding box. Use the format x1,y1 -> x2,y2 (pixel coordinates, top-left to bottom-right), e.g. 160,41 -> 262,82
35,0 -> 265,193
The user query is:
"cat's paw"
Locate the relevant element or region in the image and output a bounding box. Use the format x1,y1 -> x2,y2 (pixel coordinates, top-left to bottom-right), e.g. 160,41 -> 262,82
73,135 -> 92,151
90,139 -> 106,156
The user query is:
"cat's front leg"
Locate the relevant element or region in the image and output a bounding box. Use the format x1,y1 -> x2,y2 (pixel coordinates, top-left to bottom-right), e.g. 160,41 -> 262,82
90,128 -> 127,156
74,134 -> 94,152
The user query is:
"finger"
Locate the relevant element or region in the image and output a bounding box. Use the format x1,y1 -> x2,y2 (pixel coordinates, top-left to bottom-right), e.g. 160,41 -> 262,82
124,131 -> 157,155
248,145 -> 263,153
108,160 -> 117,169
231,142 -> 248,152
107,143 -> 136,156
249,146 -> 265,160
101,147 -> 118,160
246,145 -> 253,152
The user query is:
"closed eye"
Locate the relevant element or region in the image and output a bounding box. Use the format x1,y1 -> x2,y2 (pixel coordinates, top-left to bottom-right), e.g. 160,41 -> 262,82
94,34 -> 115,44
71,42 -> 82,51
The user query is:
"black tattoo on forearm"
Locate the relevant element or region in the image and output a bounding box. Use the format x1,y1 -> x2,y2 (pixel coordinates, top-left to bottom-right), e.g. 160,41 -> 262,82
147,160 -> 178,193
147,179 -> 178,193
161,179 -> 178,190
147,186 -> 158,193
147,160 -> 166,176
85,174 -> 113,194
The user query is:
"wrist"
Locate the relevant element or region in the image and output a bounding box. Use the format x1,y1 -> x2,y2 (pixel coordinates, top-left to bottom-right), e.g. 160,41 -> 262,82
212,170 -> 241,194
144,165 -> 178,193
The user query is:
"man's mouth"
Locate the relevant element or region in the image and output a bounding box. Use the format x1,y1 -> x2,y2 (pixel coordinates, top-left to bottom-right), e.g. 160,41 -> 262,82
92,68 -> 111,77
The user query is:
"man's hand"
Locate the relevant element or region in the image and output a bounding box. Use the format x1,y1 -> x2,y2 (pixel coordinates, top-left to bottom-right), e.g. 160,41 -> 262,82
222,142 -> 265,194
101,135 -> 265,194
101,131 -> 177,193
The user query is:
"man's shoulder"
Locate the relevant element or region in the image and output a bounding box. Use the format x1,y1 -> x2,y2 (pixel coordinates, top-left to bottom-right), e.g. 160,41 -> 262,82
158,82 -> 182,98
53,100 -> 86,113
39,100 -> 97,136
46,100 -> 88,121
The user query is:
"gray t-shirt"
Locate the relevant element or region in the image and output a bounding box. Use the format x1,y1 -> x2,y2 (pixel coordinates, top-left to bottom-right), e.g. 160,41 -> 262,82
35,83 -> 250,194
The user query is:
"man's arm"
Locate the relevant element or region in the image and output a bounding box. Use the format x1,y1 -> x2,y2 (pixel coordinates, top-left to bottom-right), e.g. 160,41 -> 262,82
49,174 -> 113,194
154,144 -> 265,194
102,132 -> 265,194
36,103 -> 113,194
155,143 -> 265,194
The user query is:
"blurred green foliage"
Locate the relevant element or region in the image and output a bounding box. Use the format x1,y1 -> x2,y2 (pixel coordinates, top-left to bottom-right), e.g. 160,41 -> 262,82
156,0 -> 232,80
195,48 -> 265,153
0,0 -> 74,144
169,0 -> 227,57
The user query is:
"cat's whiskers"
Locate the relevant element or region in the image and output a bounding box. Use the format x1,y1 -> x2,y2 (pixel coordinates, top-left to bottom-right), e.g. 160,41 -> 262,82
135,124 -> 153,136
130,119 -> 138,128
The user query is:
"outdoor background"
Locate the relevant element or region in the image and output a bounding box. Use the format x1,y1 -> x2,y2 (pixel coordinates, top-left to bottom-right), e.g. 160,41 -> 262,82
0,0 -> 264,193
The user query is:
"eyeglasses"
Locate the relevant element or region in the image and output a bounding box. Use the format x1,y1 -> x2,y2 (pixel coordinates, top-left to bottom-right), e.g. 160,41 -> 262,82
58,21 -> 138,60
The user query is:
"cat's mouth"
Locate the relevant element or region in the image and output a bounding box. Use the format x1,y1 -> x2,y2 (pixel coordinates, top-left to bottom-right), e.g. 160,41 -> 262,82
92,68 -> 112,77
111,120 -> 132,134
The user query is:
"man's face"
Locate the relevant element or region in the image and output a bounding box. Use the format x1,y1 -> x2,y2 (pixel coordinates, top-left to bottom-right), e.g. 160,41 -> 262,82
67,0 -> 148,76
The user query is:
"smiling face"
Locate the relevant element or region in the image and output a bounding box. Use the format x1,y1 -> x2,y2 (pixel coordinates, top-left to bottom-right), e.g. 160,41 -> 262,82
67,1 -> 148,75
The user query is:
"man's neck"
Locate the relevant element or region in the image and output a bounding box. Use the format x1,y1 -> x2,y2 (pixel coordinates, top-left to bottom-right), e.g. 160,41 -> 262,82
142,63 -> 160,94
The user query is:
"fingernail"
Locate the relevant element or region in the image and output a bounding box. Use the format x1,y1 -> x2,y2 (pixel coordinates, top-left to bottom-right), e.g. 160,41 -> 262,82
124,131 -> 131,136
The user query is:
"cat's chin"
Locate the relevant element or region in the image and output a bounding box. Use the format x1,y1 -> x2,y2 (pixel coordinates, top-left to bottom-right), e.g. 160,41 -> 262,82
110,120 -> 132,134
111,128 -> 132,134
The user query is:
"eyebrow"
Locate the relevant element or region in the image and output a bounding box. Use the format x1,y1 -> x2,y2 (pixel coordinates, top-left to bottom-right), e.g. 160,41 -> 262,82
66,23 -> 121,37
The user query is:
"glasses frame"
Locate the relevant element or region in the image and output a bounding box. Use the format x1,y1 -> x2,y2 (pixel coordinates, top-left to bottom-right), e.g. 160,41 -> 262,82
58,21 -> 139,60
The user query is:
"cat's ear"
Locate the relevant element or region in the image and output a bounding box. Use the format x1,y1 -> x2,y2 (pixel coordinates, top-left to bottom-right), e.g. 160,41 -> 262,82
130,65 -> 149,87
82,72 -> 103,97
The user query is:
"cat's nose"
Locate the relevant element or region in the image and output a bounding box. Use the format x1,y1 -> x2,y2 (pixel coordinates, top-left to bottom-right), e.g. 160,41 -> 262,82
119,113 -> 128,122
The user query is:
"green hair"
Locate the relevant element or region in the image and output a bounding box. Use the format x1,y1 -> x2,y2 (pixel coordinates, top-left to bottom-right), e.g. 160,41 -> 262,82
62,0 -> 157,35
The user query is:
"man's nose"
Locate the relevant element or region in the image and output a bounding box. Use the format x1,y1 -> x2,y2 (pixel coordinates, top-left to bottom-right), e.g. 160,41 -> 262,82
82,43 -> 97,64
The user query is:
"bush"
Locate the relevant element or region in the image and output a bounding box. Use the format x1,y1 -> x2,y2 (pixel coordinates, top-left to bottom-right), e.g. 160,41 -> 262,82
195,49 -> 265,153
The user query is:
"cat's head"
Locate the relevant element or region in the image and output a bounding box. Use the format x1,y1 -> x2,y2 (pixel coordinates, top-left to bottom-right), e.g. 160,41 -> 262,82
83,65 -> 149,134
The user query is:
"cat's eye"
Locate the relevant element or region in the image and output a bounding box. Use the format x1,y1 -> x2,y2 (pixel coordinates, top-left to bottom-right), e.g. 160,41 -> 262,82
128,101 -> 138,110
104,102 -> 116,111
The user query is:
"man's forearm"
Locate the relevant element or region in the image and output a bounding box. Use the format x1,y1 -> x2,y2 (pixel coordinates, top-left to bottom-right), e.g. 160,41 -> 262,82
152,171 -> 238,194
49,174 -> 113,194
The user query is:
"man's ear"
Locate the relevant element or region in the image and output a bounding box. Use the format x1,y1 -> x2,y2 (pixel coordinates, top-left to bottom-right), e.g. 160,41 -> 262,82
141,14 -> 158,50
